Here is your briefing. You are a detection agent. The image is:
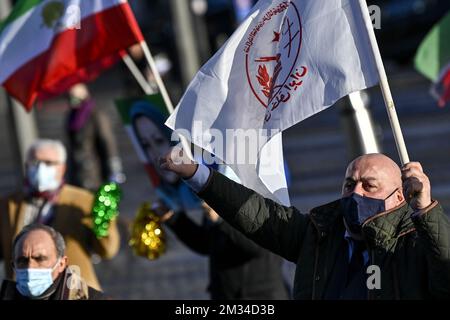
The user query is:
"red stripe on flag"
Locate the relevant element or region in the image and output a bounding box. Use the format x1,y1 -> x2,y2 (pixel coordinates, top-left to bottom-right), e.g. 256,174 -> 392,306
4,3 -> 143,110
144,163 -> 161,188
437,69 -> 450,108
36,52 -> 122,102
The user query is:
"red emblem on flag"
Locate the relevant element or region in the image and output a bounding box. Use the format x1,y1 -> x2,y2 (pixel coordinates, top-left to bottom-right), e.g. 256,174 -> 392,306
244,1 -> 307,121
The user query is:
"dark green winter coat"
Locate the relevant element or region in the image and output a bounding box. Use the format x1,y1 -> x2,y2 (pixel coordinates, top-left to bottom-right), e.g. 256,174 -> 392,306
198,170 -> 450,300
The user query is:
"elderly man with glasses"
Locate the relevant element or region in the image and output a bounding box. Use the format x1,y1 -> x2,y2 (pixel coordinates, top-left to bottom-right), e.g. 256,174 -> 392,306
0,139 -> 119,291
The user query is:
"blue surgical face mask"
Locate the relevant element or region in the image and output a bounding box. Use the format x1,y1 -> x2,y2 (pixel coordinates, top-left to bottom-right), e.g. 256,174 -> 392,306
15,259 -> 60,297
341,189 -> 398,234
27,162 -> 60,192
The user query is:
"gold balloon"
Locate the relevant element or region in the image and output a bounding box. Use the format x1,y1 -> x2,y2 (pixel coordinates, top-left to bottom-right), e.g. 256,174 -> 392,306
129,202 -> 165,260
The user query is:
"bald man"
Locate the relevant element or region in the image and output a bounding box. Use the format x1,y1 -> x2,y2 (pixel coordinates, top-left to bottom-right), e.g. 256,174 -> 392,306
160,149 -> 450,299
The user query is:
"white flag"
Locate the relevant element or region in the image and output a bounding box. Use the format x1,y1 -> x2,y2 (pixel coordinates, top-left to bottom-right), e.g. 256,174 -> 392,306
166,0 -> 379,205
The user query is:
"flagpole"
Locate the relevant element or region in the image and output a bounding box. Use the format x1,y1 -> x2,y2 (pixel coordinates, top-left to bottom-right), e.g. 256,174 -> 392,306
140,41 -> 193,159
140,41 -> 175,113
358,0 -> 410,165
121,54 -> 155,95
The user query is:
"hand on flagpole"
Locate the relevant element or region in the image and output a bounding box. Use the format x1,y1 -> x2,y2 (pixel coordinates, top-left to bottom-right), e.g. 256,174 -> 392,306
159,145 -> 198,179
401,162 -> 432,211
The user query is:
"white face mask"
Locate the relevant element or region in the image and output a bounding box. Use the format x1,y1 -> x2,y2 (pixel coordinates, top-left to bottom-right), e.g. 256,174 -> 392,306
27,162 -> 60,192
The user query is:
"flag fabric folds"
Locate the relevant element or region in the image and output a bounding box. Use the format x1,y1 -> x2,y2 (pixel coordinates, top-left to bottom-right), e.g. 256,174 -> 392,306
0,0 -> 143,109
415,12 -> 450,108
166,0 -> 379,205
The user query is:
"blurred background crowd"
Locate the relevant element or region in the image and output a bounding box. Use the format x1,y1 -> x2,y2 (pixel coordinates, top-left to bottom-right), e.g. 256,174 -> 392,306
0,0 -> 449,299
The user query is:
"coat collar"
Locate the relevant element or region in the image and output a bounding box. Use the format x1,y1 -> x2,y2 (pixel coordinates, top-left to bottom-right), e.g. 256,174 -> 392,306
309,199 -> 415,247
361,201 -> 414,248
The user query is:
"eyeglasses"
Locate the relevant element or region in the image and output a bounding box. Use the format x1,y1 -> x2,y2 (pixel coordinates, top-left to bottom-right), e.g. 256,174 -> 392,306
27,159 -> 61,167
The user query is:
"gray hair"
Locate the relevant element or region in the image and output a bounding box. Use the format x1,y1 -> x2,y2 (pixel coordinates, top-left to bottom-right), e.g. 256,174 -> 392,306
13,224 -> 66,259
26,139 -> 67,163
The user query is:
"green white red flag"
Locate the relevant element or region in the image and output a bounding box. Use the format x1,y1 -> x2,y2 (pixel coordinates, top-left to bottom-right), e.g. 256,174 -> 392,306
415,11 -> 450,108
0,0 -> 143,110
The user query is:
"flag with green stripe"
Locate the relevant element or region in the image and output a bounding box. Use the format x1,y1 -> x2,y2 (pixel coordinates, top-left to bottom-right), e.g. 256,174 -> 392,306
415,11 -> 450,107
0,0 -> 143,110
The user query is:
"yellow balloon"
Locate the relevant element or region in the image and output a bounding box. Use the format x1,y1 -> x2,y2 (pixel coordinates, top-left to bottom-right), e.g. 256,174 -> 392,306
129,202 -> 165,260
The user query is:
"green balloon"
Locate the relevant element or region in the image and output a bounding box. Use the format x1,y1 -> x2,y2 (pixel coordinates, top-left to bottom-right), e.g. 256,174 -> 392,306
92,182 -> 121,238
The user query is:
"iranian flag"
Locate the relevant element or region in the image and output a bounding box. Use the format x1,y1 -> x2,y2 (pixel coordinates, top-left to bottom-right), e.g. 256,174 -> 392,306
0,0 -> 143,110
415,12 -> 450,108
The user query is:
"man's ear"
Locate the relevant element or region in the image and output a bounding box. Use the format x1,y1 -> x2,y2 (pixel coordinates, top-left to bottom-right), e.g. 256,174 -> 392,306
58,256 -> 68,272
52,256 -> 68,281
397,189 -> 405,203
60,164 -> 67,176
57,164 -> 67,184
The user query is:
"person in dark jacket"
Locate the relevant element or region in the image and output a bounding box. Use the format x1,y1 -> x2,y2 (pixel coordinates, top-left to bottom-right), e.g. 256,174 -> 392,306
161,202 -> 289,299
160,149 -> 450,300
0,224 -> 103,300
66,83 -> 125,191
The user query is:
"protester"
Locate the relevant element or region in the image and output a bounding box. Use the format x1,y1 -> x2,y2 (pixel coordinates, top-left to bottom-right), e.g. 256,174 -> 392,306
159,200 -> 289,299
66,83 -> 125,191
0,139 -> 119,290
160,149 -> 450,299
0,224 -> 103,300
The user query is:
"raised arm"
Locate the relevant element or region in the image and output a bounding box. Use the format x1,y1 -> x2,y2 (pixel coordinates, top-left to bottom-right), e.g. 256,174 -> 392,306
160,147 -> 311,262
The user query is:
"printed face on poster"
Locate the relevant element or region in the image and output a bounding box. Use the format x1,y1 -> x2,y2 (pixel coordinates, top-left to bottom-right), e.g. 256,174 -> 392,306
115,94 -> 178,188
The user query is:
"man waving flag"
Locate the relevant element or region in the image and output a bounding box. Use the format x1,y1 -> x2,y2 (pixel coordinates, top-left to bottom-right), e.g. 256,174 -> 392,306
166,0 -> 380,205
0,0 -> 143,110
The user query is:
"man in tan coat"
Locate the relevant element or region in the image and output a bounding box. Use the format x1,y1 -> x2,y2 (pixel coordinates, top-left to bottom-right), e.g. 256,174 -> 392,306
0,139 -> 119,290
